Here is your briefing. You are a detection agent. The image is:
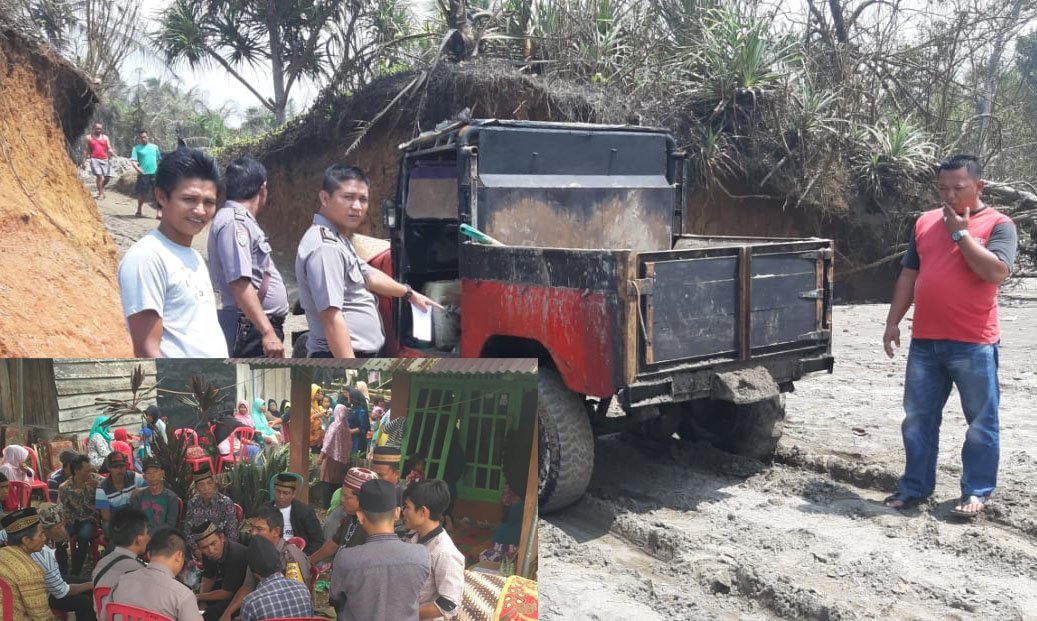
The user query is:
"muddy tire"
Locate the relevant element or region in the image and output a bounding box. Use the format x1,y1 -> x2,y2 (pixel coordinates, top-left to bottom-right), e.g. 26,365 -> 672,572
679,395 -> 785,461
538,369 -> 595,513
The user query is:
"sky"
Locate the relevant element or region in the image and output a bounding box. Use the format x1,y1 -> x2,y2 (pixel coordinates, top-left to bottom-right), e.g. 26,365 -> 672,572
124,0 -> 318,126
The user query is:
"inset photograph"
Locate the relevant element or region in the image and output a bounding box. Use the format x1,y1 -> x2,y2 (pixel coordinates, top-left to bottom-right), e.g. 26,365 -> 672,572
0,358 -> 538,620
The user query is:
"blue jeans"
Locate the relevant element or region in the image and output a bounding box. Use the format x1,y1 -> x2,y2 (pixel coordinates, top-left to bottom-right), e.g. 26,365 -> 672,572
897,339 -> 1000,499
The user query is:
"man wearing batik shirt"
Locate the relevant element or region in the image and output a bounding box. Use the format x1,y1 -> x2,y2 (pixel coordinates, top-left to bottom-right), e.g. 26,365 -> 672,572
239,536 -> 313,621
184,464 -> 239,558
403,481 -> 465,620
0,508 -> 53,621
47,450 -> 79,502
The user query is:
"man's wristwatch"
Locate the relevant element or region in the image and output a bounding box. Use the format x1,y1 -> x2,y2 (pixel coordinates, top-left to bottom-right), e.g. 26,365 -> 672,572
951,229 -> 970,243
402,284 -> 414,301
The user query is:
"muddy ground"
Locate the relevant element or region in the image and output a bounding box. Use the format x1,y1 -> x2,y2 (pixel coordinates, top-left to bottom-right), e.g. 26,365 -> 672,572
540,280 -> 1037,620
96,189 -> 308,349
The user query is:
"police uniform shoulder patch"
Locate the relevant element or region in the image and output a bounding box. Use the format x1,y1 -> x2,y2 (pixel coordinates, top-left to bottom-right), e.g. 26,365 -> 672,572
236,228 -> 249,247
320,227 -> 340,244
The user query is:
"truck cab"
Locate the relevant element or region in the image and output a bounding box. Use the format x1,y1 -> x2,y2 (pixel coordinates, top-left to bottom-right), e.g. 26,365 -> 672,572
376,119 -> 835,511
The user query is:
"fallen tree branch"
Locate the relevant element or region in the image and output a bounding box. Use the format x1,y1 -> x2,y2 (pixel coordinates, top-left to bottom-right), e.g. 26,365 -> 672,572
838,249 -> 906,277
986,181 -> 1037,213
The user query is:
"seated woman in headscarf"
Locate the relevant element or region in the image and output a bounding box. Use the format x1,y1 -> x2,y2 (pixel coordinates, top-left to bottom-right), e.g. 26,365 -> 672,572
265,399 -> 283,430
85,416 -> 112,469
251,398 -> 281,446
0,444 -> 34,483
110,428 -> 137,471
215,400 -> 263,461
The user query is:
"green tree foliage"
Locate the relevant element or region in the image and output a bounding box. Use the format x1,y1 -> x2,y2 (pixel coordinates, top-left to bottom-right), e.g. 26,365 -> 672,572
153,0 -> 355,125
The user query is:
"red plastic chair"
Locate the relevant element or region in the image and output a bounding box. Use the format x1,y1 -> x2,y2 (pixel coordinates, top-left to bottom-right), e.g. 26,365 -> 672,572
110,441 -> 135,470
174,427 -> 198,444
234,503 -> 244,528
0,574 -> 13,621
7,480 -> 32,510
175,428 -> 215,474
105,602 -> 174,621
216,427 -> 257,473
94,585 -> 112,616
23,446 -> 50,501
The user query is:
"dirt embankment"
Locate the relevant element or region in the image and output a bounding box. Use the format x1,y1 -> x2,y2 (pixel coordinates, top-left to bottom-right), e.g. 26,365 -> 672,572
541,287 -> 1037,620
0,30 -> 132,356
227,61 -> 629,258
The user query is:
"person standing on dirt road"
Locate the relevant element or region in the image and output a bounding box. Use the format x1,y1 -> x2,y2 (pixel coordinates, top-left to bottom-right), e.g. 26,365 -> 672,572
83,122 -> 116,200
130,130 -> 161,218
207,157 -> 288,358
882,154 -> 1018,519
117,147 -> 228,358
295,164 -> 441,357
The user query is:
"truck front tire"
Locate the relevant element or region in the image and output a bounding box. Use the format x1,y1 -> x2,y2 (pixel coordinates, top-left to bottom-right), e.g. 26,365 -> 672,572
538,369 -> 595,513
679,395 -> 785,461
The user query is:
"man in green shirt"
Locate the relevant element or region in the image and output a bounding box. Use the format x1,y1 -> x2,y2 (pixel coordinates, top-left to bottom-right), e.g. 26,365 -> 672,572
130,130 -> 162,218
129,458 -> 180,531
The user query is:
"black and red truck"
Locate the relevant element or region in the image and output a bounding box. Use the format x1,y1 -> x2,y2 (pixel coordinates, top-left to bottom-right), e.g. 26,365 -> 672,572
296,119 -> 835,512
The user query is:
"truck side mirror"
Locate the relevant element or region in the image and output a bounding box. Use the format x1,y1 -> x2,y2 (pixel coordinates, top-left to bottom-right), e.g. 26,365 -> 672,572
383,199 -> 398,229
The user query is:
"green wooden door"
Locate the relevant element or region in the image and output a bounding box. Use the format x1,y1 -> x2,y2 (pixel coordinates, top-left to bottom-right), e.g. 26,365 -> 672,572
402,375 -> 535,504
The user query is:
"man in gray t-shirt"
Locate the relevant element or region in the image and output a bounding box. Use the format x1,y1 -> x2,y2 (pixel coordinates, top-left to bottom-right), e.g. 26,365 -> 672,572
295,164 -> 440,358
208,157 -> 289,357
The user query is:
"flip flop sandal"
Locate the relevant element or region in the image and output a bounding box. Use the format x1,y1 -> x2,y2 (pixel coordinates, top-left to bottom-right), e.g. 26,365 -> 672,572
950,495 -> 990,519
883,494 -> 926,510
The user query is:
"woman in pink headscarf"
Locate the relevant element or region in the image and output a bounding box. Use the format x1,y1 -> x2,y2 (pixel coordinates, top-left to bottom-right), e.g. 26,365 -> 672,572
218,400 -> 262,461
0,444 -> 34,483
317,390 -> 353,507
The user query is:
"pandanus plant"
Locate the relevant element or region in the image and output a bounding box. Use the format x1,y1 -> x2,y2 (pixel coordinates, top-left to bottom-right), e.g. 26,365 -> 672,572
175,375 -> 226,430
93,367 -> 221,497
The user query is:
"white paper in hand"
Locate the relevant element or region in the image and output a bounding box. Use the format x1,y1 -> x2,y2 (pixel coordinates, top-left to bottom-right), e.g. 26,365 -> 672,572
412,304 -> 432,341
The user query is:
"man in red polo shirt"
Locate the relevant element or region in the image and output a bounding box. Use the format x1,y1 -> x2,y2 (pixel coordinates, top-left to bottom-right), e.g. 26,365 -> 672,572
882,154 -> 1017,519
83,123 -> 117,200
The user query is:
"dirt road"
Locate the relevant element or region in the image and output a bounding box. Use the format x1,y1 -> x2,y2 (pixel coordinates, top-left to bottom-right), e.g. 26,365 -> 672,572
541,281 -> 1037,620
96,190 -> 308,349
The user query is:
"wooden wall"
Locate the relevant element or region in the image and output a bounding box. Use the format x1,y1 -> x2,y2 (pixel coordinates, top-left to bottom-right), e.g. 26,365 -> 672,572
54,359 -> 158,438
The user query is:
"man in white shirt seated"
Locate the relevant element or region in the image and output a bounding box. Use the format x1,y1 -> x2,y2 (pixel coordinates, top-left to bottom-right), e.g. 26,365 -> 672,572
33,503 -> 97,621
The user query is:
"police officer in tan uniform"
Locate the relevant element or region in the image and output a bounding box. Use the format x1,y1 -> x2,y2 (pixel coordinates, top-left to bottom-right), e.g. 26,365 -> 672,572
295,164 -> 441,357
208,158 -> 288,357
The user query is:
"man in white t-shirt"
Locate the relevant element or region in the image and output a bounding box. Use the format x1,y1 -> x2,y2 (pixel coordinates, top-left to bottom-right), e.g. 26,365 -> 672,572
118,147 -> 228,358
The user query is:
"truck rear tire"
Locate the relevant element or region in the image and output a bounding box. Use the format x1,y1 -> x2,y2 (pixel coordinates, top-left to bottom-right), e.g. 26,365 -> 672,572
538,369 -> 594,513
679,395 -> 785,461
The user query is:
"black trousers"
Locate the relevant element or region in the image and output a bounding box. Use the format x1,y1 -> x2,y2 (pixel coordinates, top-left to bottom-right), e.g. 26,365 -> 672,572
203,599 -> 231,621
231,313 -> 286,357
50,591 -> 97,621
